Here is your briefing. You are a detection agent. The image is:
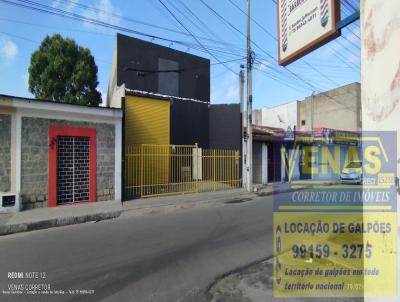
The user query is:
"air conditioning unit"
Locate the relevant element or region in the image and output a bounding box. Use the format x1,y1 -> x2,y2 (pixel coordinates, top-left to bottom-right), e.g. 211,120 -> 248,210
0,192 -> 20,213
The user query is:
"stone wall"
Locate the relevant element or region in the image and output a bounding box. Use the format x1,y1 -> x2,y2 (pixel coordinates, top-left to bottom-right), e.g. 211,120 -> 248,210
21,117 -> 115,210
0,114 -> 11,192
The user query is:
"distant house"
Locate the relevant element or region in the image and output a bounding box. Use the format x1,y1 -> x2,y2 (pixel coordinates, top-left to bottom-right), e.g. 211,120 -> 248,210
252,100 -> 299,131
248,82 -> 361,185
298,82 -> 361,132
0,94 -> 122,212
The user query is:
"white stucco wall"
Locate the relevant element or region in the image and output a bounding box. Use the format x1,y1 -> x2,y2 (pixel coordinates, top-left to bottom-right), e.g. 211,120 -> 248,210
361,0 -> 400,172
258,101 -> 298,130
361,1 -> 400,300
106,43 -> 125,109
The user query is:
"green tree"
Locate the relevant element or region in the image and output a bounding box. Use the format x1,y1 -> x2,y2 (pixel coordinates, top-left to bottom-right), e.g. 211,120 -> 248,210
28,34 -> 101,106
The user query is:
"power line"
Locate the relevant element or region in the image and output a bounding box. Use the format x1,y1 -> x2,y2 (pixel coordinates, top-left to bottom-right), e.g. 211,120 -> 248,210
3,0 -> 360,104
0,14 -> 247,62
157,0 -> 237,74
0,30 -> 113,65
49,0 -> 237,48
342,0 -> 358,12
341,30 -> 360,50
345,26 -> 360,41
201,0 -> 358,111
169,0 -> 249,61
176,0 -> 225,43
200,0 -> 331,92
325,44 -> 359,69
148,0 -> 191,41
0,0 -> 246,65
0,0 -> 184,44
0,30 -> 38,43
124,57 -> 245,74
226,0 -> 342,87
165,0 -> 215,43
335,38 -> 360,60
253,63 -> 315,93
0,17 -> 114,36
227,0 -> 276,41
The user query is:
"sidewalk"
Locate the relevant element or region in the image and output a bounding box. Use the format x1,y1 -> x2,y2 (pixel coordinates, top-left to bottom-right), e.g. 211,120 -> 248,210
122,182 -> 315,216
0,200 -> 123,236
0,181 -> 330,236
122,188 -> 257,216
255,179 -> 337,196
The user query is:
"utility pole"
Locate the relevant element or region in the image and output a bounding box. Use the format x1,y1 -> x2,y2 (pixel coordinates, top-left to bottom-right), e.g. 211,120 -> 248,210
239,66 -> 245,188
246,0 -> 253,192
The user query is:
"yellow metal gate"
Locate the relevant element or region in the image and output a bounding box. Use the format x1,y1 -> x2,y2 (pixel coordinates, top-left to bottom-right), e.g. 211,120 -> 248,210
124,144 -> 240,199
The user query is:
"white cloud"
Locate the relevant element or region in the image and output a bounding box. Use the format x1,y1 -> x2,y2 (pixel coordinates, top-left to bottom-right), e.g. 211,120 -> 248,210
83,0 -> 122,27
211,72 -> 239,104
65,0 -> 80,13
0,39 -> 18,63
52,0 -> 61,8
52,0 -> 121,27
52,0 -> 82,13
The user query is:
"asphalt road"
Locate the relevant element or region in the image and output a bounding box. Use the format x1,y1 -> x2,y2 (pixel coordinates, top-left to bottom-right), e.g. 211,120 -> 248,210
0,193 -> 277,302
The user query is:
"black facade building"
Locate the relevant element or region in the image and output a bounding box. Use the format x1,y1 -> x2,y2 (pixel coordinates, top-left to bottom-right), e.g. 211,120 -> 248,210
209,104 -> 241,150
116,33 -> 210,102
108,34 -> 240,150
170,100 -> 210,148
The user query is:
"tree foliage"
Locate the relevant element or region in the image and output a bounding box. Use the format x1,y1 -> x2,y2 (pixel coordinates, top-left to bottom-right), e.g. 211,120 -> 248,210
28,34 -> 101,106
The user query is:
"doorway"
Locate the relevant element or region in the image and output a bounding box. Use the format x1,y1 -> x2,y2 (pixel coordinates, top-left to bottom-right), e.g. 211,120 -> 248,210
48,126 -> 96,207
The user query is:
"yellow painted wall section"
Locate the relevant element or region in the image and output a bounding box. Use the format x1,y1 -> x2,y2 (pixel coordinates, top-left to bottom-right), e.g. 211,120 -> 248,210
125,95 -> 170,146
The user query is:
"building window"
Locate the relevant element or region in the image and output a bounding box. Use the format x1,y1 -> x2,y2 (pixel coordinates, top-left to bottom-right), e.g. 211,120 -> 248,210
301,120 -> 306,126
158,58 -> 179,96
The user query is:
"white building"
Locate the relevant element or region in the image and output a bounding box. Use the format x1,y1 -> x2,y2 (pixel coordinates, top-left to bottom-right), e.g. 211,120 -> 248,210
253,100 -> 299,131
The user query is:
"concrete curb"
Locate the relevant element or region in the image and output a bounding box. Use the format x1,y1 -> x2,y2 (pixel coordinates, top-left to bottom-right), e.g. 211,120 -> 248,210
256,182 -> 337,197
256,187 -> 297,197
0,210 -> 122,236
0,184 -> 321,236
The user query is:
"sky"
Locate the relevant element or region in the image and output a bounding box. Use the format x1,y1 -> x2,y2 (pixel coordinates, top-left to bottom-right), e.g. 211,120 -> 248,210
0,0 -> 360,109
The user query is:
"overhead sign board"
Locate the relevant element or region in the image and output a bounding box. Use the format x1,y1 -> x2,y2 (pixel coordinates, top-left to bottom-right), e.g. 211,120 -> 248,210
278,0 -> 341,66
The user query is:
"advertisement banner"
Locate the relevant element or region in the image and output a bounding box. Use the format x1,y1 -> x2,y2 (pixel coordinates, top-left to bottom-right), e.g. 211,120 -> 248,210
273,131 -> 397,297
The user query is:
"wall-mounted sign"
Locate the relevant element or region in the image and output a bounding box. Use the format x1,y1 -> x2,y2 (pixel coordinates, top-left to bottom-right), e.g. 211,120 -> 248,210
278,0 -> 341,66
284,126 -> 295,141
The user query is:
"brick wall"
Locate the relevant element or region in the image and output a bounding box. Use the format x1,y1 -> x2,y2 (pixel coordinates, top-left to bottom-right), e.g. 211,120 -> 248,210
21,117 -> 115,209
0,114 -> 11,192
